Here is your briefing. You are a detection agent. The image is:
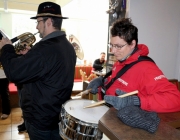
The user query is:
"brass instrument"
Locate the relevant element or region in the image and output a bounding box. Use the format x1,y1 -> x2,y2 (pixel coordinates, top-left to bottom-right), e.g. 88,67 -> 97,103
0,32 -> 38,69
13,32 -> 38,53
69,34 -> 84,60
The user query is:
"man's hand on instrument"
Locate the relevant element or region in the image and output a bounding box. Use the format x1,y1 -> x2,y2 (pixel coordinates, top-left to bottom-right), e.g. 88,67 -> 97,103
17,45 -> 31,55
86,76 -> 103,94
0,37 -> 12,50
104,89 -> 140,110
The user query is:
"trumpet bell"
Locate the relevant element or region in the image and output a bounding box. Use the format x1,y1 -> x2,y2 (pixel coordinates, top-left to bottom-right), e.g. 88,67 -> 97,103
69,34 -> 84,60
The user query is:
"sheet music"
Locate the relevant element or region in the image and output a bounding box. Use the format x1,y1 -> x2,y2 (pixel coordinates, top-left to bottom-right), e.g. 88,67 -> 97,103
0,29 -> 8,39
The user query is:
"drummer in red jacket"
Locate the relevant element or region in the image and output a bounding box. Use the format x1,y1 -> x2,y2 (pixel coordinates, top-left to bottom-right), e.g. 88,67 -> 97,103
87,18 -> 180,113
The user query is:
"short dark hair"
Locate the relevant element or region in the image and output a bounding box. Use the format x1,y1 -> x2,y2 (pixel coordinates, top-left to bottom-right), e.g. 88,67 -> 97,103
111,18 -> 138,45
101,52 -> 106,55
43,17 -> 62,30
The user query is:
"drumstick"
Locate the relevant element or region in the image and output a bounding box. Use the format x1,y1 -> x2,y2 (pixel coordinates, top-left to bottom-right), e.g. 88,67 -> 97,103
83,90 -> 138,109
76,89 -> 92,96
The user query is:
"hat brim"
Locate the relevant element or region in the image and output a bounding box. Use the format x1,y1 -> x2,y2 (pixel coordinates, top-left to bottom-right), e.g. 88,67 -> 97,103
30,14 -> 68,19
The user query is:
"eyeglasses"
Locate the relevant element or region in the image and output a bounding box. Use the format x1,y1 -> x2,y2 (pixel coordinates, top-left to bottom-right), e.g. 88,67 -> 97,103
36,18 -> 48,25
108,43 -> 127,50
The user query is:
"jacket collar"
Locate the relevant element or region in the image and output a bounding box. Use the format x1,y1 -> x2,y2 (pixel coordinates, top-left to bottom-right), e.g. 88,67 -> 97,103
40,31 -> 65,42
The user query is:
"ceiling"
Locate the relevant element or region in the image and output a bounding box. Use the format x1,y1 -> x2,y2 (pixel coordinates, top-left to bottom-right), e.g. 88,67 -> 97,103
0,0 -> 72,12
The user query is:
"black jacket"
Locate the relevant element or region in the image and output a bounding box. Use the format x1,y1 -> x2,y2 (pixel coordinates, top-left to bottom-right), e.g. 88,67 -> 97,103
0,31 -> 76,130
93,59 -> 105,71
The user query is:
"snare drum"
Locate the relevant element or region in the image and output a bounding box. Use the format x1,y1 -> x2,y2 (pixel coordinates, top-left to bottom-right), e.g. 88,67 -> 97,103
59,99 -> 109,140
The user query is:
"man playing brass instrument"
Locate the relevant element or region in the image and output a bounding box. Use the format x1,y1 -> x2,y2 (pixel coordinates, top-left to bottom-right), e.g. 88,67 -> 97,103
0,2 -> 76,140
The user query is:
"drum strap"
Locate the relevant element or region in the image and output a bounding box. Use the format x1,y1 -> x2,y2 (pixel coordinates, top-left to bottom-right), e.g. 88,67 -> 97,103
101,56 -> 155,99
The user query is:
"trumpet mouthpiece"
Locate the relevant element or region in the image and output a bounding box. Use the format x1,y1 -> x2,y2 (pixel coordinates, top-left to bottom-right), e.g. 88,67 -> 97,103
34,32 -> 39,35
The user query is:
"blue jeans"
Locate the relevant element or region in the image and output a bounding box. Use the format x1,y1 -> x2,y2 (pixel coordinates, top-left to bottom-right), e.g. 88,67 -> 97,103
25,120 -> 63,140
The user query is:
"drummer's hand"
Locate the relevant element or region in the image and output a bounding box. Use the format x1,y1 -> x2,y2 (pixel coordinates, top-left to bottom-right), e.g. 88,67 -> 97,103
0,37 -> 12,49
104,89 -> 140,110
86,76 -> 103,94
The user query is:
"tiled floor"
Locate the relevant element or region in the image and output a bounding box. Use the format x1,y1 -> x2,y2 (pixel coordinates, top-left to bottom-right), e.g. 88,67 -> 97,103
0,108 -> 29,140
0,107 -> 109,140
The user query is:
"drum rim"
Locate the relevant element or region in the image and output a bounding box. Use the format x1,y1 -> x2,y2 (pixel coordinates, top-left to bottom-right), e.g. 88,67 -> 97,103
62,99 -> 109,124
62,106 -> 99,126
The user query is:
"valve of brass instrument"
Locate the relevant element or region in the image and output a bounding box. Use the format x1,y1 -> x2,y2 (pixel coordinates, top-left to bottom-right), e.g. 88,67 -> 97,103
0,32 -> 37,69
14,32 -> 36,53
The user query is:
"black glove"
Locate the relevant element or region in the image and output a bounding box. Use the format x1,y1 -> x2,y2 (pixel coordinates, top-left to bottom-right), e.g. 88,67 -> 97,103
86,76 -> 103,94
104,89 -> 140,110
117,106 -> 160,133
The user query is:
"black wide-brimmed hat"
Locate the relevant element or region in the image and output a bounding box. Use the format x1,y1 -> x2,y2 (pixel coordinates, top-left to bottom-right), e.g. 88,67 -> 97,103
30,2 -> 68,19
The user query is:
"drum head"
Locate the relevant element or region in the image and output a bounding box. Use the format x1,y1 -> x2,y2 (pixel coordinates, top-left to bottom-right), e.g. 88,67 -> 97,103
63,99 -> 109,124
